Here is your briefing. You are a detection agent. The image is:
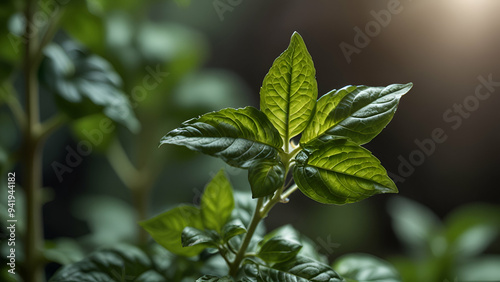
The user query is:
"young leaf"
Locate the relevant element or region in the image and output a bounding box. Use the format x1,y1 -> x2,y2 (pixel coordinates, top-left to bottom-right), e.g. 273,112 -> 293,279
40,40 -> 140,133
139,205 -> 205,257
201,169 -> 235,233
248,160 -> 286,198
222,221 -> 247,243
260,32 -> 317,145
332,253 -> 401,282
49,244 -> 167,282
258,256 -> 343,281
257,237 -> 302,263
301,83 -> 412,145
181,227 -> 218,247
294,139 -> 397,205
160,106 -> 283,168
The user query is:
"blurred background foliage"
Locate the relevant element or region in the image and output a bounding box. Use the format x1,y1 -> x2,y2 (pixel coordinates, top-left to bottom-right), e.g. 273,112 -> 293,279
0,0 -> 499,281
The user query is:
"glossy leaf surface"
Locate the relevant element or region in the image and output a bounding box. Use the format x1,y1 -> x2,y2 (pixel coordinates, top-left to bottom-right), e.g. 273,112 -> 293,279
248,160 -> 286,198
294,139 -> 397,205
160,106 -> 282,168
260,32 -> 317,144
302,84 -> 412,145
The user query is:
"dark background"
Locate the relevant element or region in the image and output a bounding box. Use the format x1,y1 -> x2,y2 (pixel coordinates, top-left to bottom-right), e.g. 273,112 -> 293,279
2,0 -> 500,276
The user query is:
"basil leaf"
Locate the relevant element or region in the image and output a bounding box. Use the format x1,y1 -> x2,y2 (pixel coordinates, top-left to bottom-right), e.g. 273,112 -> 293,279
302,83 -> 412,145
332,253 -> 401,282
49,244 -> 167,282
258,255 -> 343,281
40,39 -> 140,133
196,275 -> 234,282
201,169 -> 235,233
181,227 -> 218,248
160,106 -> 283,168
139,205 -> 205,257
222,221 -> 247,243
260,32 -> 317,144
248,160 -> 286,198
294,139 -> 397,205
257,237 -> 302,263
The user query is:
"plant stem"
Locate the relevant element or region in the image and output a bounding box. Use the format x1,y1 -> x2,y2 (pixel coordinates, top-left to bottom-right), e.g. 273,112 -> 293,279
229,198 -> 264,276
24,0 -> 44,280
281,184 -> 298,201
106,139 -> 151,245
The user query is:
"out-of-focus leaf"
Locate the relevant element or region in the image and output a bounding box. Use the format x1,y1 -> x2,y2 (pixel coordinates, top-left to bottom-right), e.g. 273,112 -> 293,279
456,256 -> 500,281
70,114 -> 115,152
40,39 -> 140,133
72,196 -> 136,247
139,205 -> 205,257
172,70 -> 251,113
332,253 -> 401,282
44,238 -> 85,265
49,244 -> 167,281
294,139 -> 397,205
201,169 -> 234,233
60,1 -> 105,54
387,197 -> 441,252
444,204 -> 500,258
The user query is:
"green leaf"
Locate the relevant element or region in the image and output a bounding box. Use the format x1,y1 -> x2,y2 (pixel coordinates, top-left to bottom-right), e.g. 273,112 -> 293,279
260,224 -> 301,245
444,204 -> 500,258
44,238 -> 85,265
294,139 -> 397,205
201,169 -> 235,232
181,227 -> 218,247
49,244 -> 167,282
258,255 -> 343,281
257,237 -> 302,263
222,221 -> 247,243
139,205 -> 205,257
197,275 -> 234,282
40,39 -> 140,133
260,32 -> 317,144
387,197 -> 441,252
248,160 -> 286,198
457,256 -> 500,281
332,253 -> 401,282
160,106 -> 283,168
302,83 -> 412,145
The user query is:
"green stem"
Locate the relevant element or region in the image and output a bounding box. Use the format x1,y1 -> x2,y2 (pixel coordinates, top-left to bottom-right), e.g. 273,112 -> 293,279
229,198 -> 264,276
281,184 -> 298,201
106,139 -> 151,245
24,0 -> 44,280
